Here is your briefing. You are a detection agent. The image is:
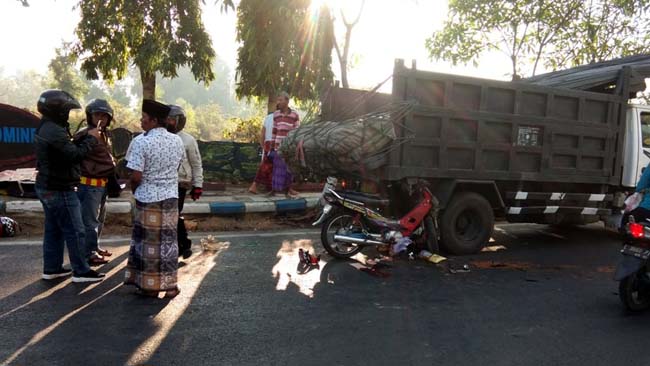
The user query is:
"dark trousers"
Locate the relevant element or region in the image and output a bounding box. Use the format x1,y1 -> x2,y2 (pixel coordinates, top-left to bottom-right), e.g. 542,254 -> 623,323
178,187 -> 191,254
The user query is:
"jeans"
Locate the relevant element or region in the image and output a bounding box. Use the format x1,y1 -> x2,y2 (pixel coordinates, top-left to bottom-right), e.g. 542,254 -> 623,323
36,187 -> 91,275
77,184 -> 107,258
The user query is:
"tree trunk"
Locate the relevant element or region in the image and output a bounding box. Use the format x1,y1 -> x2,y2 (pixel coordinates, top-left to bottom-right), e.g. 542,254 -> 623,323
141,71 -> 156,100
267,94 -> 276,114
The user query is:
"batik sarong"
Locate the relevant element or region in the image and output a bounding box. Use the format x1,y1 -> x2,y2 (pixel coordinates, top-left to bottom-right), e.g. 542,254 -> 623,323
271,151 -> 293,192
124,198 -> 179,291
254,142 -> 273,190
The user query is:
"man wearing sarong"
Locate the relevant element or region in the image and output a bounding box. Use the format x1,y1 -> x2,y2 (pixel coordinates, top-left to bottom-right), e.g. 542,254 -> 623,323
270,92 -> 300,197
249,106 -> 277,194
124,99 -> 185,298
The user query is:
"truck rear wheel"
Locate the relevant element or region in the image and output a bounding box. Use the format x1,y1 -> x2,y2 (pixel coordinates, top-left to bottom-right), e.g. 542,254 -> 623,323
441,192 -> 494,255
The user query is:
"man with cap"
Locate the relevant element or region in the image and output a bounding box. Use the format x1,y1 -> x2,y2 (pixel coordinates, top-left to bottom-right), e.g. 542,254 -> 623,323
34,89 -> 105,283
74,99 -> 116,266
124,99 -> 185,298
166,105 -> 203,259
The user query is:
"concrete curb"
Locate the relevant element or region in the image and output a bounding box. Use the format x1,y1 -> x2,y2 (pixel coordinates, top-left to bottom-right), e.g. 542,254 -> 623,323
0,196 -> 320,216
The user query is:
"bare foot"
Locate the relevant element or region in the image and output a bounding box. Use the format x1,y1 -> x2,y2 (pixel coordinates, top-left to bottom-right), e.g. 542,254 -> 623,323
288,189 -> 300,197
248,182 -> 258,194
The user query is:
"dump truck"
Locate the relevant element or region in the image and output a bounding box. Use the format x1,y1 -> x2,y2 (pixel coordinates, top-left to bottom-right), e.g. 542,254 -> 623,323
319,58 -> 650,255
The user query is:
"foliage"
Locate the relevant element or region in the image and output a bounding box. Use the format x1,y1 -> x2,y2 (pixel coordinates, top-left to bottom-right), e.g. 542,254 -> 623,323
426,0 -> 650,78
222,115 -> 263,143
74,0 -> 219,99
549,0 -> 650,69
194,103 -> 230,141
108,99 -> 141,132
235,0 -> 335,106
47,43 -> 90,102
0,69 -> 47,110
157,58 -> 235,111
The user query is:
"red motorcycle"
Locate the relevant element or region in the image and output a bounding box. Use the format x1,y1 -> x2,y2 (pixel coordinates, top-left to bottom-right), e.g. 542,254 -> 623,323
313,178 -> 439,258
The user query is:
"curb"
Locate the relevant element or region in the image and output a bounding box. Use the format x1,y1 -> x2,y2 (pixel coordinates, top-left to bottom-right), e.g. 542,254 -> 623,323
0,196 -> 320,216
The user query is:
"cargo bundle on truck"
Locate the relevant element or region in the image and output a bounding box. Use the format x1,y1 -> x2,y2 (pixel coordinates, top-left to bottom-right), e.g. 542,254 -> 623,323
287,56 -> 650,255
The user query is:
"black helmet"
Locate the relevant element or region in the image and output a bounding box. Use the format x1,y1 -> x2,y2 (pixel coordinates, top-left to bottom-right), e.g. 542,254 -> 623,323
85,99 -> 114,128
167,104 -> 186,133
37,89 -> 81,124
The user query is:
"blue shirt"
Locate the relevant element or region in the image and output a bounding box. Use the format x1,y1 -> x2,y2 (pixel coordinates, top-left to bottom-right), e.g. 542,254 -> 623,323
636,163 -> 650,210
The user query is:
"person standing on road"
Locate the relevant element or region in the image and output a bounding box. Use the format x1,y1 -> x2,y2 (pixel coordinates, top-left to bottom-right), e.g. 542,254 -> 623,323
124,99 -> 185,298
74,99 -> 116,267
166,105 -> 203,260
249,106 -> 278,194
270,92 -> 300,197
34,89 -> 106,283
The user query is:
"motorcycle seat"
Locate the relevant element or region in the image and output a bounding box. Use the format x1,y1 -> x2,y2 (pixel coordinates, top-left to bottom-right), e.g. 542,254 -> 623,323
337,190 -> 390,207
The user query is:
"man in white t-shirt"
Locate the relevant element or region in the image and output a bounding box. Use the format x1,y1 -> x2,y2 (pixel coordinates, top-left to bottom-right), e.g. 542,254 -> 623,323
249,107 -> 277,194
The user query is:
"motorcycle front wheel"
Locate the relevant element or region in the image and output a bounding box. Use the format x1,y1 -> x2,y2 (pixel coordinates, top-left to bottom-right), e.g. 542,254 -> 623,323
619,272 -> 650,312
321,213 -> 364,259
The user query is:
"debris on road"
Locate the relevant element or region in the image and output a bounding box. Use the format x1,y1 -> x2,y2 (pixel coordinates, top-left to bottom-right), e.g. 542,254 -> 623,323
481,245 -> 507,252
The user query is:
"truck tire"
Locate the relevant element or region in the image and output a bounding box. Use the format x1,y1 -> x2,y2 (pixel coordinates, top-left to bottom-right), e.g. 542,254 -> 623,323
441,192 -> 494,255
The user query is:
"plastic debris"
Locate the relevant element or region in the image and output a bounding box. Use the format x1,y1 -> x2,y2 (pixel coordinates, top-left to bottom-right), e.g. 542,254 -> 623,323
427,254 -> 447,264
481,245 -> 507,252
391,237 -> 412,255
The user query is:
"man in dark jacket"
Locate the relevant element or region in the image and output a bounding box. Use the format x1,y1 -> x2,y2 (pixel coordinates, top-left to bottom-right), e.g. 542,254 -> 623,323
35,90 -> 105,283
75,99 -> 116,266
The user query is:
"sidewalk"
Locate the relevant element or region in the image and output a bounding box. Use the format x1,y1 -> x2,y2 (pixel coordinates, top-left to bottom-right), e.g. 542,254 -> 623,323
0,186 -> 322,216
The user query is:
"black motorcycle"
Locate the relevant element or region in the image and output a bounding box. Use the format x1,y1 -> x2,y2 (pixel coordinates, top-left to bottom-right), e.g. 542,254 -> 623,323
615,215 -> 650,311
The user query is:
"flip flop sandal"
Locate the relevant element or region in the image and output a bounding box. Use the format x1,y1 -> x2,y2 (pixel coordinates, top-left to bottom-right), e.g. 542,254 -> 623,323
164,288 -> 181,299
96,248 -> 113,257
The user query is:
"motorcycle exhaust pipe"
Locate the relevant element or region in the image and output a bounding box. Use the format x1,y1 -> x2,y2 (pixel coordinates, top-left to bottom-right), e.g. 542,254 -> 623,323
333,234 -> 385,246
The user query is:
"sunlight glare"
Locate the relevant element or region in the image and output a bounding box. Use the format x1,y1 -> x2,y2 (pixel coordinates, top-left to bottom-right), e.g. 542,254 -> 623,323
271,239 -> 327,298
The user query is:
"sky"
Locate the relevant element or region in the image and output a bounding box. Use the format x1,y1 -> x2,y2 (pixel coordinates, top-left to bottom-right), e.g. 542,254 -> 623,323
0,0 -> 515,93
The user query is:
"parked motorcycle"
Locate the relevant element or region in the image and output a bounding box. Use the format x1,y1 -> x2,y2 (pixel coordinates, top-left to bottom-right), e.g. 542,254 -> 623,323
615,215 -> 650,311
312,177 -> 439,258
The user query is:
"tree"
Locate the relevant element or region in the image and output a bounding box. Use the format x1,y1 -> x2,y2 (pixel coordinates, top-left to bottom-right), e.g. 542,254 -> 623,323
0,69 -> 47,110
426,0 -> 582,79
158,58 -> 236,110
222,116 -> 263,143
549,0 -> 650,69
194,103 -> 229,141
235,0 -> 335,111
47,43 -> 90,101
426,0 -> 650,79
74,0 -> 226,100
332,0 -> 365,88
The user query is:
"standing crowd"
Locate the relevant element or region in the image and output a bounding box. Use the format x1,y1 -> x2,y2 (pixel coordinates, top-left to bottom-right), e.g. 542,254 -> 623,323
34,89 -> 299,298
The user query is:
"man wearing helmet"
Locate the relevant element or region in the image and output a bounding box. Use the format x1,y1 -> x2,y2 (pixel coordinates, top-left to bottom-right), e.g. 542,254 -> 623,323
34,89 -> 105,283
74,99 -> 116,266
166,105 -> 203,259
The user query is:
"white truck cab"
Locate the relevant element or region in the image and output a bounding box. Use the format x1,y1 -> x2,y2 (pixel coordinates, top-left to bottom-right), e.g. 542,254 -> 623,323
623,104 -> 650,188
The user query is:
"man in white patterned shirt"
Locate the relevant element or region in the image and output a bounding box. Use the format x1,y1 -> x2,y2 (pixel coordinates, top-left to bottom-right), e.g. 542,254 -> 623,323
124,99 -> 185,299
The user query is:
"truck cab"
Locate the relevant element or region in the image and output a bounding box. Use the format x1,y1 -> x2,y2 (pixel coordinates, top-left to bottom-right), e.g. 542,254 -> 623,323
623,104 -> 650,188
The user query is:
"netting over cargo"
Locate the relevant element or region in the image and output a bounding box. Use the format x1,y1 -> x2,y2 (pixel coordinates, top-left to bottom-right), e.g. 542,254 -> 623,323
279,101 -> 414,179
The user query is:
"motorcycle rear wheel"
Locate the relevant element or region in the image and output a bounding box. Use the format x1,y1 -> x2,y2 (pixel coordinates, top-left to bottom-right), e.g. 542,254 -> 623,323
619,272 -> 650,312
321,213 -> 364,259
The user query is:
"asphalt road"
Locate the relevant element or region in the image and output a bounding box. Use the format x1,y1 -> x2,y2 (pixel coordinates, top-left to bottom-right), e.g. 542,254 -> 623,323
1,223 -> 649,366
